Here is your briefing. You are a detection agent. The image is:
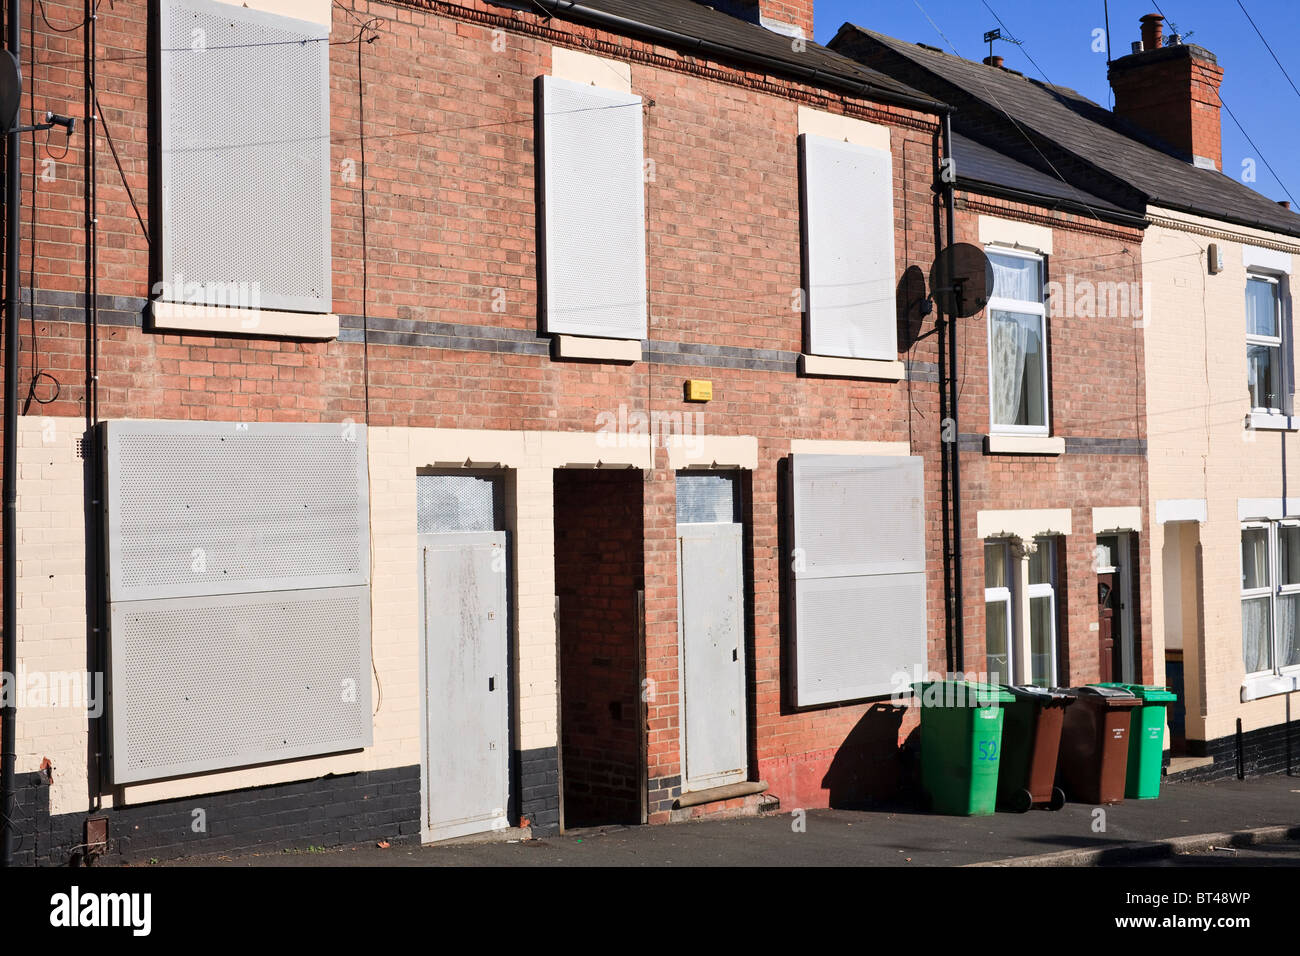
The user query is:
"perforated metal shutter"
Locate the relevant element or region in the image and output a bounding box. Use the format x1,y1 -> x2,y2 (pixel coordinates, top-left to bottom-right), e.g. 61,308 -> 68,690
417,475 -> 502,533
799,134 -> 897,360
159,0 -> 331,314
104,420 -> 372,783
539,75 -> 648,339
676,472 -> 740,524
788,454 -> 926,706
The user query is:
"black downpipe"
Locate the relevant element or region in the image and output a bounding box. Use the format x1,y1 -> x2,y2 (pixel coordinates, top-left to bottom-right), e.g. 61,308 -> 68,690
1,0 -> 21,869
1235,717 -> 1245,780
942,112 -> 964,674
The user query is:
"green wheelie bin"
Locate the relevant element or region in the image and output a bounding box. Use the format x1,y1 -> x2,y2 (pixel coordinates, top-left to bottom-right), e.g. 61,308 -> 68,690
914,681 -> 1014,815
1095,683 -> 1178,799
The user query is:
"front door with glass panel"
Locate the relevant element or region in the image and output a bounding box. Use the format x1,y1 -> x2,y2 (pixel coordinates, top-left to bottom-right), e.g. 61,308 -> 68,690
1096,533 -> 1135,682
676,472 -> 747,791
417,474 -> 510,843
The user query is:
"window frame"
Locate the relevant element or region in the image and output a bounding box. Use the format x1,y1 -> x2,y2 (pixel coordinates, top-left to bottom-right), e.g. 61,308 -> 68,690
1240,519 -> 1300,678
1027,535 -> 1059,688
1246,272 -> 1284,415
984,246 -> 1051,437
983,539 -> 1015,684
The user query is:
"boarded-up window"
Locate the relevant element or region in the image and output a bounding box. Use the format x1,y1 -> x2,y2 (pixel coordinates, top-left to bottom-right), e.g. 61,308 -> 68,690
787,454 -> 927,706
799,133 -> 897,360
158,0 -> 331,314
538,75 -> 648,339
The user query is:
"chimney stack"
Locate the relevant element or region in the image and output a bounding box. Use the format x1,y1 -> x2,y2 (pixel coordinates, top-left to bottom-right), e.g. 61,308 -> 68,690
693,1 -> 813,39
1109,14 -> 1224,171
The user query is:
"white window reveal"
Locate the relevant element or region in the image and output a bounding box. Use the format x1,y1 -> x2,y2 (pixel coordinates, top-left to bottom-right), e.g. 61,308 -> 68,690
799,133 -> 897,362
787,454 -> 927,706
538,75 -> 648,341
986,250 -> 1049,434
1240,521 -> 1300,678
983,539 -> 1014,684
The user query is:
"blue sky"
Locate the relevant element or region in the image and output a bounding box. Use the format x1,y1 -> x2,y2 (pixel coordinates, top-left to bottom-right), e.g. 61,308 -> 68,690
812,0 -> 1300,206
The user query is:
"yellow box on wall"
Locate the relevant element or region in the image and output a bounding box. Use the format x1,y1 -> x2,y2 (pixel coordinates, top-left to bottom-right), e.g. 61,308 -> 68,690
685,379 -> 713,402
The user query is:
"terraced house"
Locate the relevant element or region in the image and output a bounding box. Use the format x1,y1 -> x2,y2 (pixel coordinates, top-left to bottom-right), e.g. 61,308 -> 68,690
834,13 -> 1300,782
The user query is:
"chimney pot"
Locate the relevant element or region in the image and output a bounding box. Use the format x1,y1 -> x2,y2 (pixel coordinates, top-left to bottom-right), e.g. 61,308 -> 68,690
1140,13 -> 1165,51
982,55 -> 1004,69
1279,201 -> 1292,211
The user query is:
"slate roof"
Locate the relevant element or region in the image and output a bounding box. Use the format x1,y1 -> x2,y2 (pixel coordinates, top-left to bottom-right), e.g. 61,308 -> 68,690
832,25 -> 1300,238
951,132 -> 1136,221
511,0 -> 944,109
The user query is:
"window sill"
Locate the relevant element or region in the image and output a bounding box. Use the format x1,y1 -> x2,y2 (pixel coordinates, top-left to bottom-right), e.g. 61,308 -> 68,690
1240,671 -> 1300,702
799,354 -> 904,381
552,334 -> 641,363
984,434 -> 1065,456
151,301 -> 338,340
1249,412 -> 1297,432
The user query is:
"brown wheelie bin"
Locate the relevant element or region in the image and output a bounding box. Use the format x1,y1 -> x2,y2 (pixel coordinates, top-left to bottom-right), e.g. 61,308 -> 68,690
996,686 -> 1075,812
1055,685 -> 1140,804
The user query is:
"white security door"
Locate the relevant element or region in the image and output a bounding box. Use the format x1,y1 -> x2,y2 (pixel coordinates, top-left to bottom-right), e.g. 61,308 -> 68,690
676,474 -> 747,790
420,531 -> 509,842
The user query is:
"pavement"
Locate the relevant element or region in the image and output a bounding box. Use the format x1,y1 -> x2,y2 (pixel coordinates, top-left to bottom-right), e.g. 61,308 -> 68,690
160,773 -> 1300,867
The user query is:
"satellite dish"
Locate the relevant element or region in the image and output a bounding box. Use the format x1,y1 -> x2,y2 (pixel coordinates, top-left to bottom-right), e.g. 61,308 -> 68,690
929,242 -> 993,318
0,51 -> 20,136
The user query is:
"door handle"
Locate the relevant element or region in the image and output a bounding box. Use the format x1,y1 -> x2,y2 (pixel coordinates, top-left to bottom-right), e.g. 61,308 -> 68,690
732,649 -> 738,662
489,676 -> 496,692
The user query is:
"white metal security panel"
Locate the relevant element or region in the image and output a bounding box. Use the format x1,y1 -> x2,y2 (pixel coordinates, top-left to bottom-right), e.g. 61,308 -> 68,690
678,523 -> 747,789
110,586 -> 373,783
159,0 -> 331,314
105,420 -> 369,602
800,133 -> 897,360
789,454 -> 927,707
539,75 -> 648,340
420,532 -> 510,842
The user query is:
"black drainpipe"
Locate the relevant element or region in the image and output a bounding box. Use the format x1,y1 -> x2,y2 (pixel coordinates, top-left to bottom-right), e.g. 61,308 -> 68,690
941,111 -> 964,674
1,0 -> 22,869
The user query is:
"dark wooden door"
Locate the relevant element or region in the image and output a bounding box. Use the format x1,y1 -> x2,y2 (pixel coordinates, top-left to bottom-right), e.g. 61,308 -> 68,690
1097,573 -> 1116,683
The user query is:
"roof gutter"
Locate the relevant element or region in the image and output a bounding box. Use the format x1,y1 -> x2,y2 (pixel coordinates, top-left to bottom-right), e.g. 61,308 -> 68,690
532,1 -> 951,116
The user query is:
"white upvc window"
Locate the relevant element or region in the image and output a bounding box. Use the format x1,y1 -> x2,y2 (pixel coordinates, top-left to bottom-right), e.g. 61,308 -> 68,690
1246,274 -> 1284,414
1240,520 -> 1300,676
986,249 -> 1050,435
983,539 -> 1014,684
984,534 -> 1059,686
1027,536 -> 1059,688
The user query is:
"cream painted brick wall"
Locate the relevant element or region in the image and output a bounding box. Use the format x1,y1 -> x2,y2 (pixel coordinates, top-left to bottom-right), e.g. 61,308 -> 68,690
1144,210 -> 1300,740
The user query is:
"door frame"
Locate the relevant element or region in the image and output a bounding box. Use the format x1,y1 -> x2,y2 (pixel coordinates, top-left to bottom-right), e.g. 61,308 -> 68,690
675,521 -> 748,793
417,529 -> 511,844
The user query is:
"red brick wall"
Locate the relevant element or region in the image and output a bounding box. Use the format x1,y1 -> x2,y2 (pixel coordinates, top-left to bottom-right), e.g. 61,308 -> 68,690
4,0 -> 1149,823
1110,50 -> 1224,169
953,196 -> 1152,693
554,470 -> 644,826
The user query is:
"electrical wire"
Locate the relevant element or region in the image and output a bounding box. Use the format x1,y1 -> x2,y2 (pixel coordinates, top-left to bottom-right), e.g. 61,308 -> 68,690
1236,0 -> 1300,105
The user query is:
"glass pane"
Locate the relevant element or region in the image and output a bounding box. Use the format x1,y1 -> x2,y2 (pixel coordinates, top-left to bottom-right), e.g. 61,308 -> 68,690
1246,277 -> 1278,337
1241,528 -> 1270,590
1242,596 -> 1273,673
988,252 -> 1042,302
1278,593 -> 1300,669
1247,343 -> 1280,410
984,541 -> 1007,589
985,600 -> 1010,685
1029,537 -> 1054,585
1029,595 -> 1055,686
990,309 -> 1047,427
1280,526 -> 1300,586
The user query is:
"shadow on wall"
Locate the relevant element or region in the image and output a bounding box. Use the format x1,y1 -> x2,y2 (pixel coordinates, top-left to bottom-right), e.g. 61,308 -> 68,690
820,702 -> 920,809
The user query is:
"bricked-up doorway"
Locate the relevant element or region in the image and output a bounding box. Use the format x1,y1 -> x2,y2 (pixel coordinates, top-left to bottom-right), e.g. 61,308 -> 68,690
554,469 -> 645,828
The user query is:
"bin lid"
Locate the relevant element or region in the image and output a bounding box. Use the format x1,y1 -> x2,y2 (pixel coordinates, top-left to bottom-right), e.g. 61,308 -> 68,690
1007,684 -> 1075,701
1094,682 -> 1178,703
1065,684 -> 1137,700
912,680 -> 1014,706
